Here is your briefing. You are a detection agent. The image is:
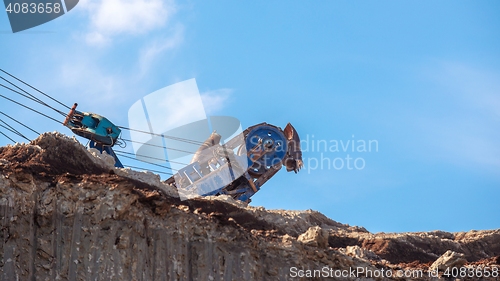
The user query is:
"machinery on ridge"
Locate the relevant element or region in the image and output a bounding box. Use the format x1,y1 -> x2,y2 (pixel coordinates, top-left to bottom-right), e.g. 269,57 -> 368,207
0,69 -> 304,203
63,103 -> 124,168
167,122 -> 303,202
63,103 -> 303,203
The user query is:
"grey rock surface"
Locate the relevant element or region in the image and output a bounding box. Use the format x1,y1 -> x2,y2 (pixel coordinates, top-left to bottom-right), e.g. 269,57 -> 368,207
430,250 -> 467,272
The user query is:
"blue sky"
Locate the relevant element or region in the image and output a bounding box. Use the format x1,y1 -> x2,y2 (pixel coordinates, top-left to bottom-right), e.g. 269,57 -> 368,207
0,1 -> 499,233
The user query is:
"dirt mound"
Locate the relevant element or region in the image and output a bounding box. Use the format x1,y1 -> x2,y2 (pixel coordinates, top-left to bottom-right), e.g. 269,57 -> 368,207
0,132 -> 108,178
327,230 -> 500,265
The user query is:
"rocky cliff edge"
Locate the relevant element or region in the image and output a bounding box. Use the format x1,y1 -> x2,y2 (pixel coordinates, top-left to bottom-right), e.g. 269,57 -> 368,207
0,133 -> 498,281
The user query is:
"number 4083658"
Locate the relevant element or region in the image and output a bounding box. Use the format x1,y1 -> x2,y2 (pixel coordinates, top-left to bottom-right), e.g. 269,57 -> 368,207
5,3 -> 62,14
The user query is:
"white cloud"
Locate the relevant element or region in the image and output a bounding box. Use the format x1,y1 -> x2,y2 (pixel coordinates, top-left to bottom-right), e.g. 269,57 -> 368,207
79,0 -> 176,46
416,61 -> 500,172
57,59 -> 135,122
437,62 -> 500,119
200,88 -> 233,115
51,0 -> 183,116
85,31 -> 109,46
138,24 -> 184,75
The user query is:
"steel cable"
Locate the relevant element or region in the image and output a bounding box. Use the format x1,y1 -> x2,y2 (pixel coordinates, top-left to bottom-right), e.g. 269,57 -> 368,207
0,120 -> 30,141
0,93 -> 61,124
114,150 -> 189,167
0,79 -> 66,116
118,126 -> 205,146
0,111 -> 40,135
0,69 -> 71,110
0,130 -> 16,143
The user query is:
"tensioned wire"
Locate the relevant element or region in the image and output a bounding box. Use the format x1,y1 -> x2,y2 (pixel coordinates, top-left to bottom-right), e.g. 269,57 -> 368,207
0,69 -> 207,148
0,118 -> 30,141
0,129 -> 16,143
0,70 -> 220,175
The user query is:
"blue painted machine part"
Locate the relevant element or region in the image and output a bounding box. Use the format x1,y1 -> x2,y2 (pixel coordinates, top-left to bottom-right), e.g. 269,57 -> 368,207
89,140 -> 124,168
234,189 -> 256,202
245,125 -> 288,167
67,110 -> 121,146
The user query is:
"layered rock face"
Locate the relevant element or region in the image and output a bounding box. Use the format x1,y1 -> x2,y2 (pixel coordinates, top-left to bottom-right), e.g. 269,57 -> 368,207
0,133 -> 498,281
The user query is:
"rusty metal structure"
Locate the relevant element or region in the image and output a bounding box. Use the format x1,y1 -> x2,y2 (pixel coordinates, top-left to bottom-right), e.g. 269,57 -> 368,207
166,123 -> 303,202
